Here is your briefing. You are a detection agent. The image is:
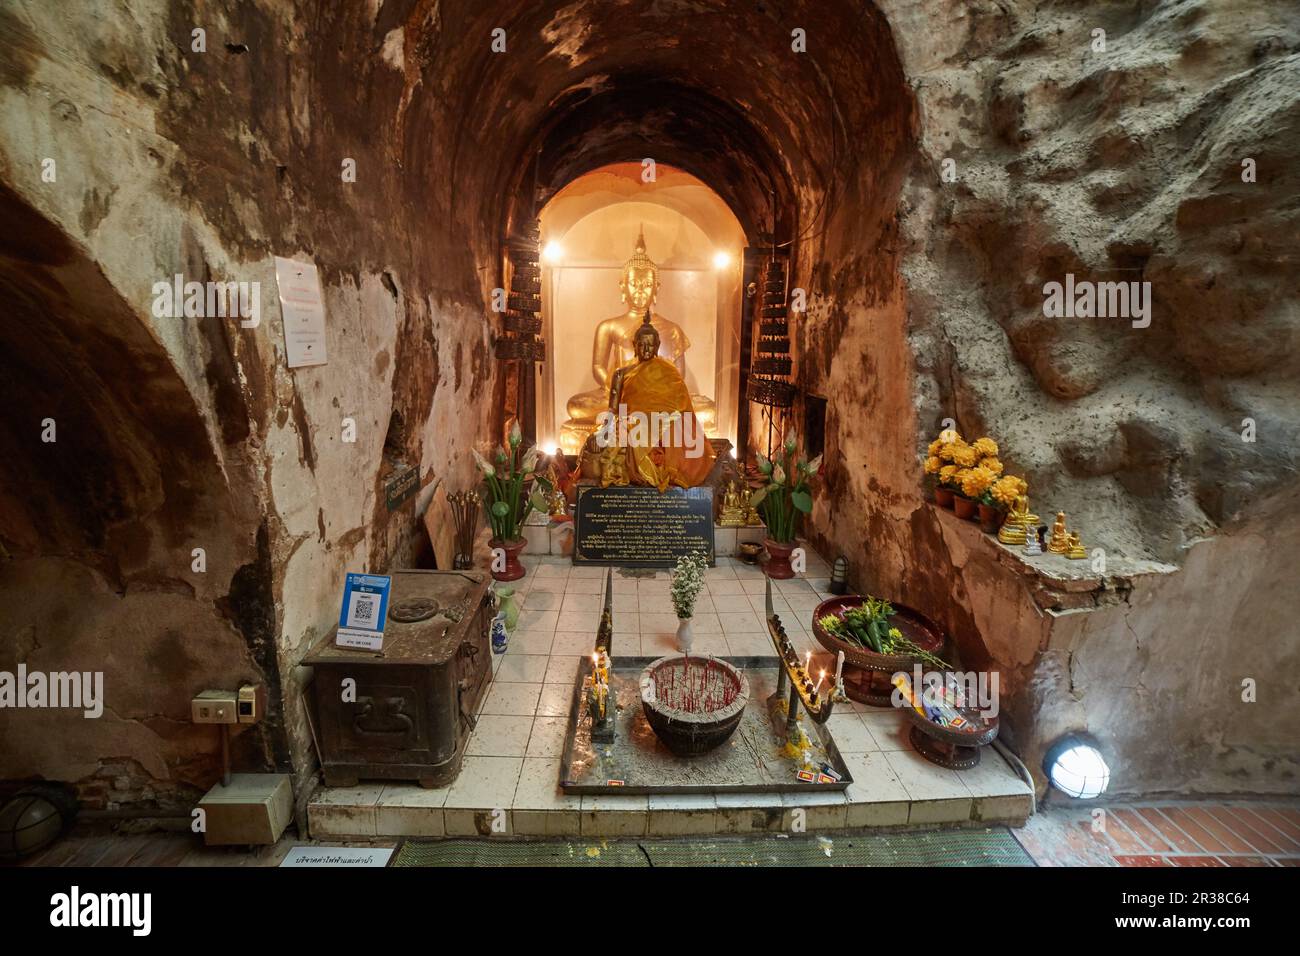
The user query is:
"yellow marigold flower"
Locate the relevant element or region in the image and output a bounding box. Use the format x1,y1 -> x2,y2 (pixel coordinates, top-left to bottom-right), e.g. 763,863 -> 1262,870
924,455 -> 941,475
961,466 -> 994,498
927,438 -> 943,456
980,457 -> 1004,476
939,464 -> 959,484
952,445 -> 977,468
990,475 -> 1025,507
972,437 -> 998,458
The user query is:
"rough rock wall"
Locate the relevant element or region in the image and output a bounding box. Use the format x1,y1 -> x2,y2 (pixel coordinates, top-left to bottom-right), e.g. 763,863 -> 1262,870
0,0 -> 499,802
799,0 -> 1300,794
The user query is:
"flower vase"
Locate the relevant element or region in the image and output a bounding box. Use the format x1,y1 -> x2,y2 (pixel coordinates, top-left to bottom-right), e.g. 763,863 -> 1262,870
496,585 -> 520,630
676,617 -> 694,654
953,495 -> 977,520
934,487 -> 955,509
977,503 -> 1004,535
764,538 -> 796,579
489,536 -> 526,582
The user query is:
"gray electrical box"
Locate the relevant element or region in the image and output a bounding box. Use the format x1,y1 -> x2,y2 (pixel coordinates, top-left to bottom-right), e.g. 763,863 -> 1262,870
196,773 -> 293,846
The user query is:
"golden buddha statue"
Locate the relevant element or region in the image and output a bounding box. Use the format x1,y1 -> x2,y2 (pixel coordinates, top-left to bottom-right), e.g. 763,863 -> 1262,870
1066,532 -> 1087,560
719,476 -> 747,526
1048,512 -> 1071,554
561,228 -> 717,455
585,312 -> 716,491
998,494 -> 1040,546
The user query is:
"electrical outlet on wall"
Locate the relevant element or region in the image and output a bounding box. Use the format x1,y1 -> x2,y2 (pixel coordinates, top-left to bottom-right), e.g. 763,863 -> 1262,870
192,690 -> 239,724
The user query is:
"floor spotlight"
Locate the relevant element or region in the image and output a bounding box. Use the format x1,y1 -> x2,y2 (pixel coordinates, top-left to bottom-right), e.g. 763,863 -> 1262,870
1045,734 -> 1110,799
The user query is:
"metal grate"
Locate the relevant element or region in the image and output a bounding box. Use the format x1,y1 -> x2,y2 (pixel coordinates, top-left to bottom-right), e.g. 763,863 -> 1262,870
392,829 -> 1034,867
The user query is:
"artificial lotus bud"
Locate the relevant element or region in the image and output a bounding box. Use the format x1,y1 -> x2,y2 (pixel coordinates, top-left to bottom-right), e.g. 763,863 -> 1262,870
520,446 -> 540,473
806,454 -> 823,474
508,418 -> 522,448
471,448 -> 496,476
756,454 -> 772,475
496,445 -> 507,464
784,430 -> 799,453
773,464 -> 787,485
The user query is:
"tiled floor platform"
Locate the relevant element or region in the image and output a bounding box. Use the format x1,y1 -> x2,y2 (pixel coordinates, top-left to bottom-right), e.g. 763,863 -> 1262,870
308,550 -> 1033,840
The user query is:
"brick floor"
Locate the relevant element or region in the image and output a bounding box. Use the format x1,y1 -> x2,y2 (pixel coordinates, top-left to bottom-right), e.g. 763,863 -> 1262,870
1015,799 -> 1300,867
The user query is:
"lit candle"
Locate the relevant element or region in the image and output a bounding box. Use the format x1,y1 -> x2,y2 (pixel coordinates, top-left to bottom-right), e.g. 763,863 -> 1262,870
804,651 -> 812,674
815,670 -> 825,695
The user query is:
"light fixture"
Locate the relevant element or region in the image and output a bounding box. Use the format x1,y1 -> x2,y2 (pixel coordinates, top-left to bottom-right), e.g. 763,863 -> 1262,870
541,442 -> 559,457
828,556 -> 849,595
542,241 -> 564,264
712,250 -> 732,270
1045,734 -> 1111,799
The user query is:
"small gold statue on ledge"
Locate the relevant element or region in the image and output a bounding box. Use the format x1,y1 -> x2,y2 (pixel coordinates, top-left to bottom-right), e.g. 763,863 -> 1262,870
998,494 -> 1040,546
1048,512 -> 1071,554
1066,532 -> 1088,560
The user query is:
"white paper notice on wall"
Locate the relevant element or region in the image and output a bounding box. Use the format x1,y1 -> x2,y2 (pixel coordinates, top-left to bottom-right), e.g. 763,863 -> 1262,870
274,255 -> 328,368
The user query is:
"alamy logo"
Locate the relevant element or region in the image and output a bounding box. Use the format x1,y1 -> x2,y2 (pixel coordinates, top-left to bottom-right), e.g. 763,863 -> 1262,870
593,404 -> 707,458
893,665 -> 1000,719
50,886 -> 151,936
151,274 -> 261,327
1042,273 -> 1151,328
0,665 -> 103,718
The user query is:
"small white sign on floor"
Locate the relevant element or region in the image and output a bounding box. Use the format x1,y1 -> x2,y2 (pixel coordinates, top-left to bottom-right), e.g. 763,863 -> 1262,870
280,845 -> 394,868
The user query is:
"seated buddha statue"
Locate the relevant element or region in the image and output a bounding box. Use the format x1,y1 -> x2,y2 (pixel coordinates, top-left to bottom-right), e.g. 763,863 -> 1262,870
588,312 -> 716,491
561,228 -> 717,455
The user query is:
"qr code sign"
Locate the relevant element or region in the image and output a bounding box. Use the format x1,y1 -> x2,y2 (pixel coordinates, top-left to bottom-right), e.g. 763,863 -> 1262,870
347,592 -> 379,629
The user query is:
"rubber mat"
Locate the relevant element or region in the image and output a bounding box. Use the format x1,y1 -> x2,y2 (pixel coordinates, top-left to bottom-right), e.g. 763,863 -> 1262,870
392,828 -> 1034,867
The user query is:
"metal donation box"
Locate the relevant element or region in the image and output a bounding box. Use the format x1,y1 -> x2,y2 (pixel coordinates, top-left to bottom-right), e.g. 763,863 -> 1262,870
304,570 -> 494,788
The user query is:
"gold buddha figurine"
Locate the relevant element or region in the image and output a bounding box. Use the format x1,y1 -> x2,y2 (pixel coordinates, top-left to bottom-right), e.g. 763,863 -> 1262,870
998,494 -> 1040,545
1066,532 -> 1088,559
1048,512 -> 1071,554
561,228 -> 717,455
719,476 -> 748,526
585,312 -> 716,491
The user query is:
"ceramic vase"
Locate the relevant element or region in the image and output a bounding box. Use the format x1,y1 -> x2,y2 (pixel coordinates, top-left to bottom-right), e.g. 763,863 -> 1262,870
676,617 -> 694,654
496,585 -> 520,630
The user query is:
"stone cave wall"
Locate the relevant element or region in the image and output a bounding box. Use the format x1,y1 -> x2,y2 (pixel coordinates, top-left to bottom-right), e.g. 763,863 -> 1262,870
0,0 -> 499,804
798,0 -> 1299,794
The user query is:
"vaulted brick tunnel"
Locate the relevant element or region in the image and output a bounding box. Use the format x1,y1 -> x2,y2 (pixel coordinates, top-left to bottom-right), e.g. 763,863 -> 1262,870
0,0 -> 1296,820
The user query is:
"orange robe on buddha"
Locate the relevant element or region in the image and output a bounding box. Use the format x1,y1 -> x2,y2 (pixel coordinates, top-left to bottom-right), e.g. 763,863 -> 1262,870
615,356 -> 715,491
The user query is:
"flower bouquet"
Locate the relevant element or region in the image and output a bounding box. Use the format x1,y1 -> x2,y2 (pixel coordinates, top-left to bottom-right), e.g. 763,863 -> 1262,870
669,551 -> 708,653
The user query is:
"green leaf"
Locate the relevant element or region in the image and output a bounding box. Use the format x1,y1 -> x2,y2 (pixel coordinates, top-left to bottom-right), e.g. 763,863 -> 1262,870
749,486 -> 768,508
791,490 -> 813,513
491,500 -> 509,518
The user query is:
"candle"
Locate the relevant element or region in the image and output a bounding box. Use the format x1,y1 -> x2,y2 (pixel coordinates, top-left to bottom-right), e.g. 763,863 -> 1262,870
804,651 -> 811,674
835,651 -> 845,687
815,670 -> 825,695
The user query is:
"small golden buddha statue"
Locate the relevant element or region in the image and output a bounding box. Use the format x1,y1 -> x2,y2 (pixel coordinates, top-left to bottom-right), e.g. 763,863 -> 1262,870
719,477 -> 747,526
561,229 -> 717,454
998,494 -> 1040,546
1048,512 -> 1071,554
1066,532 -> 1087,560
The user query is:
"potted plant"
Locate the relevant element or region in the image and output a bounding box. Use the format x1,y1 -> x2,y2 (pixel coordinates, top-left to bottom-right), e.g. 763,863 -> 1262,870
471,420 -> 551,581
986,473 -> 1027,534
670,551 -> 708,653
751,431 -> 820,579
927,428 -> 965,508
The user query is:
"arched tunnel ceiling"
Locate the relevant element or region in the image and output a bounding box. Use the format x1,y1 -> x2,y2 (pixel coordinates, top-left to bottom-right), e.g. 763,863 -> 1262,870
381,0 -> 913,245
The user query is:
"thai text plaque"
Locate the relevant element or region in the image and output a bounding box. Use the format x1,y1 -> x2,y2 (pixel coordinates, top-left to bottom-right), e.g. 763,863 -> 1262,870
574,485 -> 715,567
